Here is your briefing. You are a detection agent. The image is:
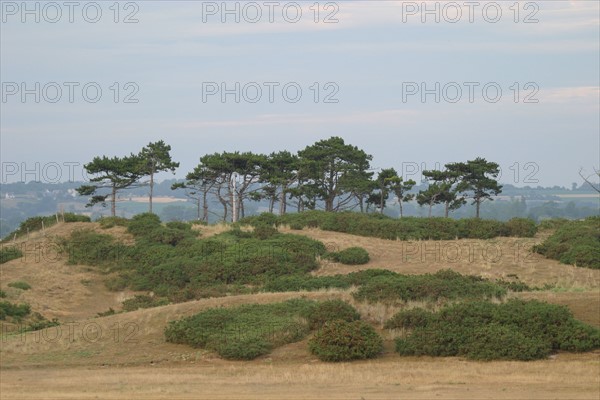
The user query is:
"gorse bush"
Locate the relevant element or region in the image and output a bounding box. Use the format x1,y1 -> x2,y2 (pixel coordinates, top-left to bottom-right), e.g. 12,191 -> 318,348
327,247 -> 370,265
98,216 -> 129,229
353,269 -> 506,304
165,299 -> 315,360
304,300 -> 361,329
0,246 -> 23,264
309,320 -> 383,362
504,218 -> 537,237
63,213 -> 328,301
7,281 -> 31,290
253,224 -> 278,240
534,216 -> 599,269
248,211 -> 538,241
0,301 -> 31,320
122,295 -> 169,311
59,229 -> 126,267
390,299 -> 600,361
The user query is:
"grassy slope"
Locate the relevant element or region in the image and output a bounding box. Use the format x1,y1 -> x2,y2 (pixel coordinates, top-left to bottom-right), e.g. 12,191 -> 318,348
1,222 -> 599,399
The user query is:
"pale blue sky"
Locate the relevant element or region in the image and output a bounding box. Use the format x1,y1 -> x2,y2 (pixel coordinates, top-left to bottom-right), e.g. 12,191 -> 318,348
1,1 -> 599,186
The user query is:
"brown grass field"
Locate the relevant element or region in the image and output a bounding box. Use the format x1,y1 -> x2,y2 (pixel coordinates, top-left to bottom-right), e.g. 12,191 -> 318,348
1,222 -> 599,399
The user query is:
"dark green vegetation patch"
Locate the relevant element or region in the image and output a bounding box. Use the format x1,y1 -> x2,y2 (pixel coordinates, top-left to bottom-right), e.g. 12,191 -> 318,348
62,213 -> 326,302
165,299 -> 315,360
309,320 -> 383,362
242,211 -> 537,241
0,246 -> 23,264
534,216 -> 599,269
326,247 -> 370,265
390,300 -> 600,361
264,269 -> 509,304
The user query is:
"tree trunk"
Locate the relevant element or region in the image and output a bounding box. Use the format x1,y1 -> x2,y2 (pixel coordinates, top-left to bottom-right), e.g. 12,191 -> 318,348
149,168 -> 154,214
111,185 -> 117,217
268,198 -> 274,213
279,188 -> 286,216
196,197 -> 201,221
475,199 -> 481,218
444,202 -> 449,218
399,200 -> 404,218
428,201 -> 433,218
325,197 -> 334,212
202,190 -> 208,222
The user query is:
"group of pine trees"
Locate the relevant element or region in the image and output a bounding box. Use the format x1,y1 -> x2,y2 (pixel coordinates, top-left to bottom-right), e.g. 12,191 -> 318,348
77,137 -> 502,221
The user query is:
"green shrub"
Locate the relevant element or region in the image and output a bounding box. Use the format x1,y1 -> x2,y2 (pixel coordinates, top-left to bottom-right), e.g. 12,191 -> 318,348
304,300 -> 361,329
534,217 -> 600,269
165,299 -> 315,359
538,218 -> 569,230
165,221 -> 193,231
262,275 -> 351,292
309,320 -> 383,362
127,213 -> 162,236
0,290 -> 6,298
97,308 -> 117,317
62,213 -> 91,223
8,281 -> 31,290
384,308 -> 435,330
389,299 -> 600,361
327,247 -> 370,265
353,269 -> 506,304
262,211 -> 536,241
24,313 -> 60,332
98,216 -> 129,229
289,222 -> 303,230
0,246 -> 23,264
0,301 -> 31,320
216,336 -> 273,360
122,295 -> 169,311
463,324 -> 551,361
60,229 -> 126,267
504,218 -> 537,237
456,218 -> 505,239
253,224 -> 278,240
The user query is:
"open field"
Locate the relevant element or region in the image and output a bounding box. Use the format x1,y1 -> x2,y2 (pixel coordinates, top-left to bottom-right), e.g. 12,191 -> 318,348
1,221 -> 599,399
2,353 -> 600,400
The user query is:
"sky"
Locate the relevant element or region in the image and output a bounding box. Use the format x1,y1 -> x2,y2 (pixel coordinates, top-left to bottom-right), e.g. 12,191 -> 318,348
1,0 -> 599,187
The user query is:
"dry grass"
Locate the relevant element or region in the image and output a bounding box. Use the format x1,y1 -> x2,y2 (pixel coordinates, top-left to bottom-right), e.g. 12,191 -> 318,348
282,227 -> 600,290
1,354 -> 599,400
1,222 -> 599,399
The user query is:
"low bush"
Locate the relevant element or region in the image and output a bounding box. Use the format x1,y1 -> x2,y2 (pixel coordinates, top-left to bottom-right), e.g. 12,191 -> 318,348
0,290 -> 6,298
253,224 -> 278,240
504,218 -> 537,237
353,269 -> 506,304
8,281 -> 31,290
62,213 -> 91,223
60,229 -> 127,267
389,299 -> 600,361
122,295 -> 169,311
327,247 -> 370,265
309,320 -> 383,362
265,211 -> 537,241
165,299 -> 315,360
0,246 -> 23,264
127,213 -> 162,236
0,301 -> 31,320
384,308 -> 435,330
534,216 -> 599,269
304,300 -> 361,329
98,216 -> 130,229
